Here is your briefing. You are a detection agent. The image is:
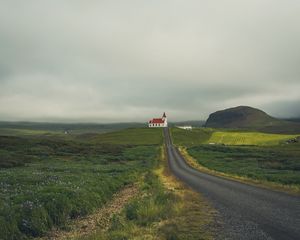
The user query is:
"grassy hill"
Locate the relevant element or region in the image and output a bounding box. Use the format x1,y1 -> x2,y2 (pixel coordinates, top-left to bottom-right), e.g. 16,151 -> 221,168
205,106 -> 300,134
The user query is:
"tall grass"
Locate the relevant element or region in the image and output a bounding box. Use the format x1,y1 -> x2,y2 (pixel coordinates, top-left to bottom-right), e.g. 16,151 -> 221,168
82,172 -> 178,240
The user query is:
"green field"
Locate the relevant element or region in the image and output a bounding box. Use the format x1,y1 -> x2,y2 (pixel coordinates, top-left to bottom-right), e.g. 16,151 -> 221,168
171,127 -> 300,188
0,128 -> 163,239
0,122 -> 147,135
188,145 -> 300,185
170,128 -> 213,146
171,127 -> 299,146
207,131 -> 299,146
88,128 -> 163,145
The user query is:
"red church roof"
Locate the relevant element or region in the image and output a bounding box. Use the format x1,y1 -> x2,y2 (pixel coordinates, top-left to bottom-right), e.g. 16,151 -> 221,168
149,118 -> 165,124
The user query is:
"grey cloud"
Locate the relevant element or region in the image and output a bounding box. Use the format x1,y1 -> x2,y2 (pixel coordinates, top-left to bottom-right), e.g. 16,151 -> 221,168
0,1 -> 300,122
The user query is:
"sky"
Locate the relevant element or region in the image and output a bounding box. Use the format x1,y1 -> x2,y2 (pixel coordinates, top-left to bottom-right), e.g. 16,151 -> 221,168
0,0 -> 300,122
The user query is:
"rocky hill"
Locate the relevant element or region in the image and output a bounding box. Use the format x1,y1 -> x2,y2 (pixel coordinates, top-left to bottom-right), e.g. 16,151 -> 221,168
205,106 -> 300,133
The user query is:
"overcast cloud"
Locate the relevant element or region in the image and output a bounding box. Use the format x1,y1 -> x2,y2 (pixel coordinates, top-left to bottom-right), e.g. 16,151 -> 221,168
0,0 -> 300,122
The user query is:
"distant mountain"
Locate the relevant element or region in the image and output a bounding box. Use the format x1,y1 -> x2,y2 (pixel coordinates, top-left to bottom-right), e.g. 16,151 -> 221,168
284,118 -> 300,123
205,106 -> 300,134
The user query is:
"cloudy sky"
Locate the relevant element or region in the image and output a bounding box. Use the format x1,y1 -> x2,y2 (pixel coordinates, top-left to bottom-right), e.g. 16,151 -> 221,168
0,1 -> 299,122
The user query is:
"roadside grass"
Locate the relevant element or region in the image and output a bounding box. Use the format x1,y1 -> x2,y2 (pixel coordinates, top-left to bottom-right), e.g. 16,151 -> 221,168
0,128 -> 163,239
180,146 -> 300,194
82,146 -> 219,240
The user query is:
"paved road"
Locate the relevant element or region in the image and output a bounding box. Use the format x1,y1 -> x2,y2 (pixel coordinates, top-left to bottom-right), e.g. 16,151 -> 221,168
164,128 -> 300,240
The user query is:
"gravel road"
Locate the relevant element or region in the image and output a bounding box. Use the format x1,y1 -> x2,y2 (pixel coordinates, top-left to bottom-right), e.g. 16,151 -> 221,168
164,128 -> 300,240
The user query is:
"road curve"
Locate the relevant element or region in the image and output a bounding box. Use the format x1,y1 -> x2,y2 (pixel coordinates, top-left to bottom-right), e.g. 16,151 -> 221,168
164,128 -> 300,240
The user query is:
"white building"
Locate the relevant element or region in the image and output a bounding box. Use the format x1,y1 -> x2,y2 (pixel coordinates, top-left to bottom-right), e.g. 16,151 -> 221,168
148,112 -> 168,128
177,126 -> 192,130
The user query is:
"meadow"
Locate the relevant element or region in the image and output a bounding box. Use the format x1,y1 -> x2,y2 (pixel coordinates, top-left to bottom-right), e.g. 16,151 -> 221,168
0,128 -> 163,239
171,127 -> 300,188
207,131 -> 299,146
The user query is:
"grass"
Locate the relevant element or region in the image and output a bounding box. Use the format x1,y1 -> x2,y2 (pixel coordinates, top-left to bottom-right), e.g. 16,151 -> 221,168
0,128 -> 163,239
0,128 -> 62,136
206,131 -> 299,145
188,145 -> 300,186
80,146 -> 219,240
0,122 -> 147,135
171,127 -> 299,147
170,127 -> 213,146
171,127 -> 300,192
88,128 -> 164,145
76,169 -> 178,240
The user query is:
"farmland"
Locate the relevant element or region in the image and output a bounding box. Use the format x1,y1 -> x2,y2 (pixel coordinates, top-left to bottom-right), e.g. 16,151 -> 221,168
171,127 -> 300,189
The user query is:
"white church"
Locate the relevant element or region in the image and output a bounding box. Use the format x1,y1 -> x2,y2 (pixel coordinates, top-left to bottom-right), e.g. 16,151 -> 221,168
148,112 -> 168,128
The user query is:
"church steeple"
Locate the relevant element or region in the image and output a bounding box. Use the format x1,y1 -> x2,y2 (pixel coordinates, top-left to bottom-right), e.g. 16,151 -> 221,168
162,112 -> 166,118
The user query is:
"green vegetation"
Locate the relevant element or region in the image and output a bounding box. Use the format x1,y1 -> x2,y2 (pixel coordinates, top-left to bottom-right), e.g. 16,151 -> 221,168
82,147 -> 217,240
81,172 -> 178,240
207,131 -> 298,146
0,121 -> 146,135
171,127 -> 300,189
88,128 -> 163,145
171,127 -> 213,146
0,128 -> 163,239
171,127 -> 299,147
188,145 -> 300,185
